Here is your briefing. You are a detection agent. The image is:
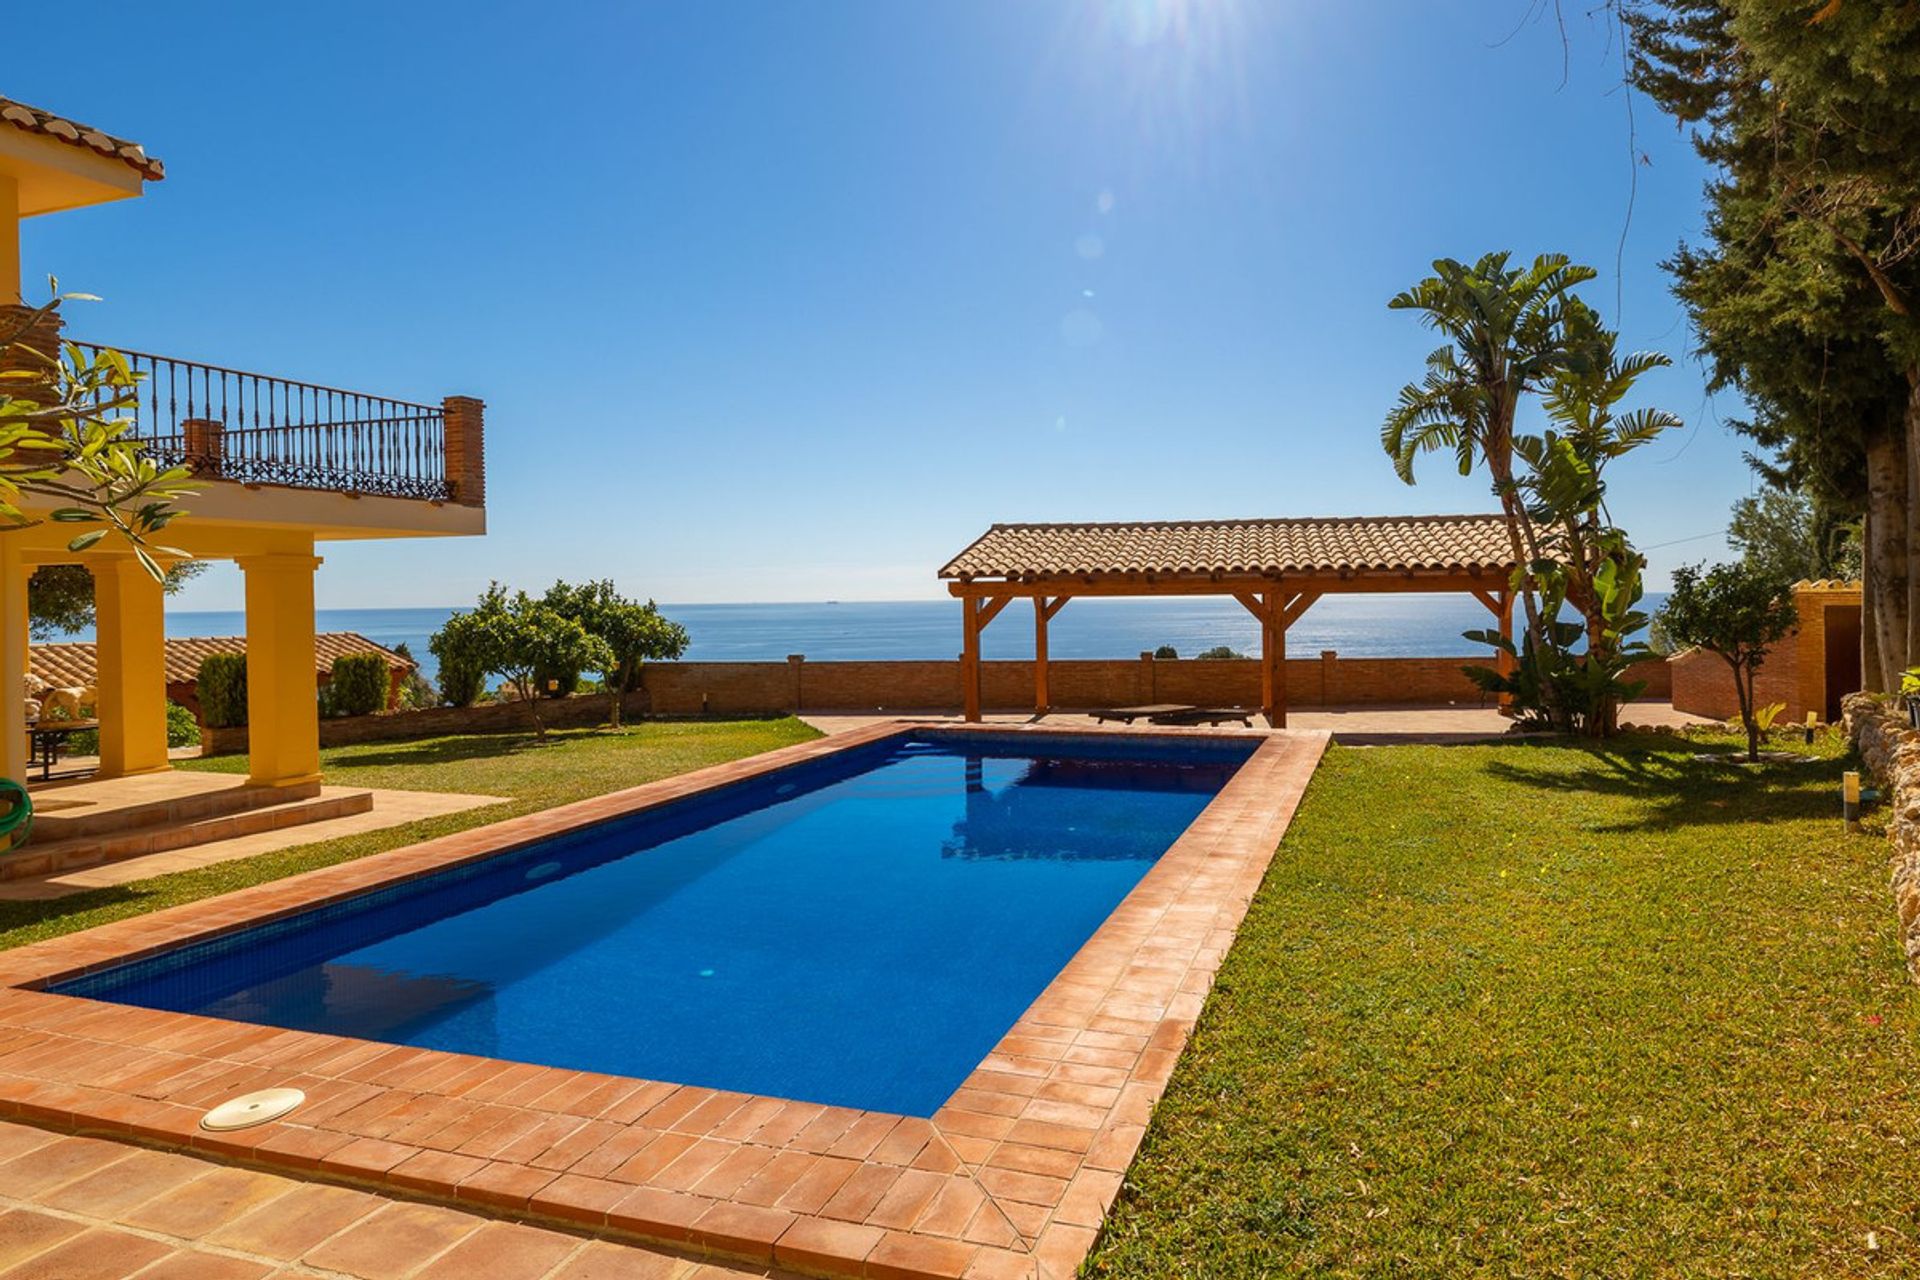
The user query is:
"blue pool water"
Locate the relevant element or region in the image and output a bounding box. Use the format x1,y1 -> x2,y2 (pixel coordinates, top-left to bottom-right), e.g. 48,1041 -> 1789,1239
56,732 -> 1252,1116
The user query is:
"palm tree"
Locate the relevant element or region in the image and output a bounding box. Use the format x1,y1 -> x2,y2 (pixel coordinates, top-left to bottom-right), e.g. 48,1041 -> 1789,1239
1381,252 -> 1601,646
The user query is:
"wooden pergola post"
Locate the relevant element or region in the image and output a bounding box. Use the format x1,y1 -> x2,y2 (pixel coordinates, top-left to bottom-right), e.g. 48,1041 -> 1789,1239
1033,595 -> 1068,714
1473,587 -> 1517,711
960,590 -> 1013,723
961,595 -> 982,722
1267,592 -> 1287,728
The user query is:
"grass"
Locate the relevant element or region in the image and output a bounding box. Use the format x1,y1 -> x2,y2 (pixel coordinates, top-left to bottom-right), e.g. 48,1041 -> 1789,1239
1086,731 -> 1920,1278
0,716 -> 818,952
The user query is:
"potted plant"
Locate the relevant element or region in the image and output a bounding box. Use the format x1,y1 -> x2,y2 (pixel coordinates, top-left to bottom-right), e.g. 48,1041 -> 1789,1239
1902,667 -> 1920,729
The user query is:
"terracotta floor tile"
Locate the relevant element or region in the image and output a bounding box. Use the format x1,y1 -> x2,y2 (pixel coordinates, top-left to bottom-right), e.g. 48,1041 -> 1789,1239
303,1200 -> 484,1278
773,1155 -> 860,1216
36,1146 -> 203,1219
0,1227 -> 171,1280
132,1253 -> 275,1280
773,1215 -> 886,1273
412,1220 -> 582,1280
203,1181 -> 380,1259
119,1165 -> 288,1239
0,1134 -> 132,1197
0,1208 -> 83,1271
819,1162 -> 902,1223
545,1239 -> 689,1279
864,1230 -> 978,1280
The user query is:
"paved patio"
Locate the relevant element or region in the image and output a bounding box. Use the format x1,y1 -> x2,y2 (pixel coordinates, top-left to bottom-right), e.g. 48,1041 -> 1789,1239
798,700 -> 1712,744
0,1120 -> 779,1279
0,787 -> 507,902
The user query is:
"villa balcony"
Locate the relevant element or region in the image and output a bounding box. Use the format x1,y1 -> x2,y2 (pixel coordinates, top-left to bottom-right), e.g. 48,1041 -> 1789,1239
71,340 -> 485,507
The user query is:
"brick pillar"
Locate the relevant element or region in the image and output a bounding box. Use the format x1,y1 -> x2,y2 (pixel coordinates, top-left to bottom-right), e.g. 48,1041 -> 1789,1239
1319,650 -> 1336,707
182,418 -> 226,477
442,396 -> 486,507
787,653 -> 805,711
1139,652 -> 1155,704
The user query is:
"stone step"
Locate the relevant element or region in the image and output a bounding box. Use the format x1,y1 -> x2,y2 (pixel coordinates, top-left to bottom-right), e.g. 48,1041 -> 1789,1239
31,778 -> 326,841
1,787 -> 375,881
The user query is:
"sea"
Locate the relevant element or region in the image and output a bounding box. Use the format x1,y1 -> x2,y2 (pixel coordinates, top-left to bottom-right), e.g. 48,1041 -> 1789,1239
46,595 -> 1667,684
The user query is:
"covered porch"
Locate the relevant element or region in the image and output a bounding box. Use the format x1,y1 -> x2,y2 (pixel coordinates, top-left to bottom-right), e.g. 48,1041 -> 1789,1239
940,514 -> 1523,728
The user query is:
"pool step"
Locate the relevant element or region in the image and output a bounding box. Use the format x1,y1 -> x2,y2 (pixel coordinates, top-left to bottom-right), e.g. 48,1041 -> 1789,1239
2,787 -> 376,881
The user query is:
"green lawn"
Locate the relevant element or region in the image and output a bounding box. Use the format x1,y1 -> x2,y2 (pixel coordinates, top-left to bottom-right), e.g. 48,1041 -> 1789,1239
1086,733 -> 1918,1277
0,716 -> 818,952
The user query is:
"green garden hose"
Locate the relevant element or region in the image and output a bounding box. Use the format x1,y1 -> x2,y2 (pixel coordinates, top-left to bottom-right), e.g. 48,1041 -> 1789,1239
0,778 -> 33,847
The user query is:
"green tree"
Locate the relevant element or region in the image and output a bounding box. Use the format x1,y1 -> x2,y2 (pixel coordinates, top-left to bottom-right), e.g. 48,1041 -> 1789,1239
428,616 -> 487,707
1656,561 -> 1799,761
27,561 -> 208,640
1626,0 -> 1920,689
431,584 -> 612,737
1383,252 -> 1605,650
1388,255 -> 1674,734
1726,488 -> 1859,586
1,293 -> 196,576
543,580 -> 689,729
389,642 -> 439,710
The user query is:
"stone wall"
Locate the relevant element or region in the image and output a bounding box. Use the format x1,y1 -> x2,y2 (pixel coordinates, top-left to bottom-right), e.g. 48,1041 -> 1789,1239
1844,691 -> 1920,981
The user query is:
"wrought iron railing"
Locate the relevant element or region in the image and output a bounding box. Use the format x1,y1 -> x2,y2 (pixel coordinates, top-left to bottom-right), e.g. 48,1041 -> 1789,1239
71,342 -> 453,501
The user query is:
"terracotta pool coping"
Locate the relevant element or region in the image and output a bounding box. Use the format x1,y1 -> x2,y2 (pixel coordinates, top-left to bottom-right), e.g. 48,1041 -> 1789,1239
0,721 -> 1328,1280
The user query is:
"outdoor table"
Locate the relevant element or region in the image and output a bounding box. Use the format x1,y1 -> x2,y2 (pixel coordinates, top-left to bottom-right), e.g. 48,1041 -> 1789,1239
26,719 -> 97,782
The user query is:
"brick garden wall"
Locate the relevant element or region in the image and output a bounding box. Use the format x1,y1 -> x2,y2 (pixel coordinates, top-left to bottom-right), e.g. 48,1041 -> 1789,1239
634,653 -> 1671,714
200,653 -> 1674,755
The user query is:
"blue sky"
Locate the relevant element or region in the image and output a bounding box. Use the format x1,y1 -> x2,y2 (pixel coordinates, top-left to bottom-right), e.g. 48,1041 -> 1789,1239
11,1 -> 1752,610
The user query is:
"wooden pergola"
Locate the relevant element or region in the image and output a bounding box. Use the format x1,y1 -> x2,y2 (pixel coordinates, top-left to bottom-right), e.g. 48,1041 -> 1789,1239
940,515 -> 1522,727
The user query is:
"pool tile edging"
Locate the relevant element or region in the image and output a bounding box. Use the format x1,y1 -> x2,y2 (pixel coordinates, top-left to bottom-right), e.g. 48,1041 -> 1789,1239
0,722 -> 1329,1280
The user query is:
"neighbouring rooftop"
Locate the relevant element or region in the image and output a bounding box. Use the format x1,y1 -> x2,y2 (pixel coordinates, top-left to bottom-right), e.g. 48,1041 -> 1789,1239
940,514 -> 1517,581
29,631 -> 412,690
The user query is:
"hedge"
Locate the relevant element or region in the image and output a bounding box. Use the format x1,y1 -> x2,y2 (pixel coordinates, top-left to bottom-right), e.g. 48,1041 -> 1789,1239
198,653 -> 248,728
327,653 -> 389,717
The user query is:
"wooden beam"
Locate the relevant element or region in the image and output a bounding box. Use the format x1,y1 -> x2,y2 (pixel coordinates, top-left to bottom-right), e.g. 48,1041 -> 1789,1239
1494,590 -> 1515,711
961,595 -> 982,722
1034,594 -> 1051,714
1042,594 -> 1071,621
1279,590 -> 1321,630
1259,593 -> 1273,722
948,572 -> 1508,599
1231,589 -> 1266,620
976,593 -> 1014,630
1469,587 -> 1503,615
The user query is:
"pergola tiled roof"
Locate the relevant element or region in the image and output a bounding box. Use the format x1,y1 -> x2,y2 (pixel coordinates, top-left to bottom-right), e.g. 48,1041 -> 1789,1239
0,97 -> 164,182
941,514 -> 1516,581
29,632 -> 410,690
941,514 -> 1521,727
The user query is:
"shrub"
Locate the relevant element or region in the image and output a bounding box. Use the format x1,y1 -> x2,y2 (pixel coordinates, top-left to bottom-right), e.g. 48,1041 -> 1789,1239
198,653 -> 248,728
166,700 -> 200,748
327,653 -> 389,717
390,643 -> 438,709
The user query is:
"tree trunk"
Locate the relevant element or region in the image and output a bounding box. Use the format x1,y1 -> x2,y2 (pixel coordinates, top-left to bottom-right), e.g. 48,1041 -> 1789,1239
608,662 -> 627,730
1864,428 -> 1909,690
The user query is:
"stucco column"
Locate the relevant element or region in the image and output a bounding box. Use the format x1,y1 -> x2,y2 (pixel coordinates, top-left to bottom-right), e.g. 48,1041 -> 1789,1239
0,174 -> 19,306
92,556 -> 171,777
0,541 -> 27,783
237,551 -> 323,788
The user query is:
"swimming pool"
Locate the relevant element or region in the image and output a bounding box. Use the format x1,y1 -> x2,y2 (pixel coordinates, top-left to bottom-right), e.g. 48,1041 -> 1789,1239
54,731 -> 1255,1116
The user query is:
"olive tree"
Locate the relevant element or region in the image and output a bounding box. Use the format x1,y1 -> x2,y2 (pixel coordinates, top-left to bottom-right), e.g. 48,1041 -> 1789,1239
1656,562 -> 1799,762
543,580 -> 689,729
1,291 -> 196,576
430,584 -> 612,737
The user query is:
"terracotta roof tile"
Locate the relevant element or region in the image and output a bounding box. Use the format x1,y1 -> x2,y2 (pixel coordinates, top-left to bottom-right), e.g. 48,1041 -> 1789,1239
0,97 -> 164,182
939,515 -> 1516,580
29,632 -> 411,690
